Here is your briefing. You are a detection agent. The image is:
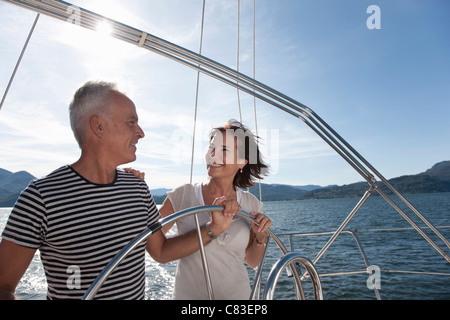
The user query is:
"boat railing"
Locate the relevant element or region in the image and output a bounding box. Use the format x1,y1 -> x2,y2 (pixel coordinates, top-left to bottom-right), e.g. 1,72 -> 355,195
82,205 -> 323,300
263,252 -> 323,300
276,225 -> 450,300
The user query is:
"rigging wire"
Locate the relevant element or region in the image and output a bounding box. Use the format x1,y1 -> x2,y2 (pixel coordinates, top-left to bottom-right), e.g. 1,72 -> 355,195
189,1 -> 206,185
236,0 -> 262,200
236,0 -> 242,122
252,0 -> 258,135
189,0 -> 215,300
0,13 -> 40,110
252,0 -> 263,201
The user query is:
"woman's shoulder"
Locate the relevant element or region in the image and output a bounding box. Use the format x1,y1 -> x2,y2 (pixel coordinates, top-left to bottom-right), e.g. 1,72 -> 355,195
168,183 -> 195,194
167,183 -> 201,212
238,188 -> 264,212
167,183 -> 197,201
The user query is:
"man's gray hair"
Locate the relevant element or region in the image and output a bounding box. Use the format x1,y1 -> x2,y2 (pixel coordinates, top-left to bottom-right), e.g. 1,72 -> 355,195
69,81 -> 119,148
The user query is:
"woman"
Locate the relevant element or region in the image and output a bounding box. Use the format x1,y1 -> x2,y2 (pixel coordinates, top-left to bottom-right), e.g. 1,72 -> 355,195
159,119 -> 271,300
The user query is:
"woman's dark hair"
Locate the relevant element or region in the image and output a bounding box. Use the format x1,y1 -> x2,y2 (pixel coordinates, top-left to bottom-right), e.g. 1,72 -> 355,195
210,119 -> 269,189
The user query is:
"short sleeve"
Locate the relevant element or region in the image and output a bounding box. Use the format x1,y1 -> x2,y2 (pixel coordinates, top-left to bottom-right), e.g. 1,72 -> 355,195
138,180 -> 161,228
1,182 -> 47,249
166,184 -> 197,213
238,189 -> 264,213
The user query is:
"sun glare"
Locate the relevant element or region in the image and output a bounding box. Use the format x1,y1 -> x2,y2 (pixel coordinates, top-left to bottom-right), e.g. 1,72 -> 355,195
48,1 -> 146,82
96,21 -> 113,37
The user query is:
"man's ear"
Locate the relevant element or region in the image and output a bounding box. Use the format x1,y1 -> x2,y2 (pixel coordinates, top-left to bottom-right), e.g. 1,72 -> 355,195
89,115 -> 104,138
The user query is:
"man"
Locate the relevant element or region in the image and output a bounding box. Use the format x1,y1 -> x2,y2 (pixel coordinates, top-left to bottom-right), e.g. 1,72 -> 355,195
0,81 -> 239,299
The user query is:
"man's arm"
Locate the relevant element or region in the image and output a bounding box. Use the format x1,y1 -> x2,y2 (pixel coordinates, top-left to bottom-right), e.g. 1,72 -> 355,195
0,239 -> 36,300
146,223 -> 221,264
146,197 -> 239,264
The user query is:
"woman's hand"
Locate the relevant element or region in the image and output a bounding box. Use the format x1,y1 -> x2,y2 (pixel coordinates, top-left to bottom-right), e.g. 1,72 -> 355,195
209,197 -> 241,237
251,212 -> 271,241
244,212 -> 272,268
123,167 -> 145,180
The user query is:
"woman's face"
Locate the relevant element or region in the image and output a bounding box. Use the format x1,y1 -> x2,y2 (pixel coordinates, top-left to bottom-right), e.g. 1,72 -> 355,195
205,131 -> 246,180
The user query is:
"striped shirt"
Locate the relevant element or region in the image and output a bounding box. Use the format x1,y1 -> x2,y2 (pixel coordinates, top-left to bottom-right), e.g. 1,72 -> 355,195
2,165 -> 160,300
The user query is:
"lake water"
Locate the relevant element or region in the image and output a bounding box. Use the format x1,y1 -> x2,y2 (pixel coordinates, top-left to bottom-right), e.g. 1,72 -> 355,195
1,192 -> 449,300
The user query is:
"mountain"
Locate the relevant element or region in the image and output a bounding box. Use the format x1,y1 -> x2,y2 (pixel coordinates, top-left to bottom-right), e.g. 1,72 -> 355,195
149,184 -> 320,204
246,183 -> 320,201
422,161 -> 450,181
270,183 -> 323,191
299,161 -> 450,200
1,161 -> 449,206
0,167 -> 322,206
150,188 -> 172,205
0,169 -> 36,207
151,188 -> 172,196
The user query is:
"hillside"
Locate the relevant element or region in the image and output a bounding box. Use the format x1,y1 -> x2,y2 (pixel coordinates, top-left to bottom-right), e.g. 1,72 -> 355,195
0,169 -> 36,207
246,183 -> 322,201
299,160 -> 450,200
422,161 -> 450,181
0,161 -> 449,206
151,183 -> 320,204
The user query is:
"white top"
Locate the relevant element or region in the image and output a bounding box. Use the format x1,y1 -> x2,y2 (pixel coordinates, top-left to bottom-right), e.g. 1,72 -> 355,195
167,183 -> 263,300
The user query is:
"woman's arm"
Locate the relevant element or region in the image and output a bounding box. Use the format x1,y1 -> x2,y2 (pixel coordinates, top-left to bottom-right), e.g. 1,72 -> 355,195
158,197 -> 176,234
245,213 -> 272,269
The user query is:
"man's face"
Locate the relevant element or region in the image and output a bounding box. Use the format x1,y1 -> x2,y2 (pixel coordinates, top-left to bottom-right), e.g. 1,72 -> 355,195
103,92 -> 145,165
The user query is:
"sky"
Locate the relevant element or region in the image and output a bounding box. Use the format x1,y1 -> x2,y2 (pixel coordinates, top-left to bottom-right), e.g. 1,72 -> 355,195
0,0 -> 449,191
